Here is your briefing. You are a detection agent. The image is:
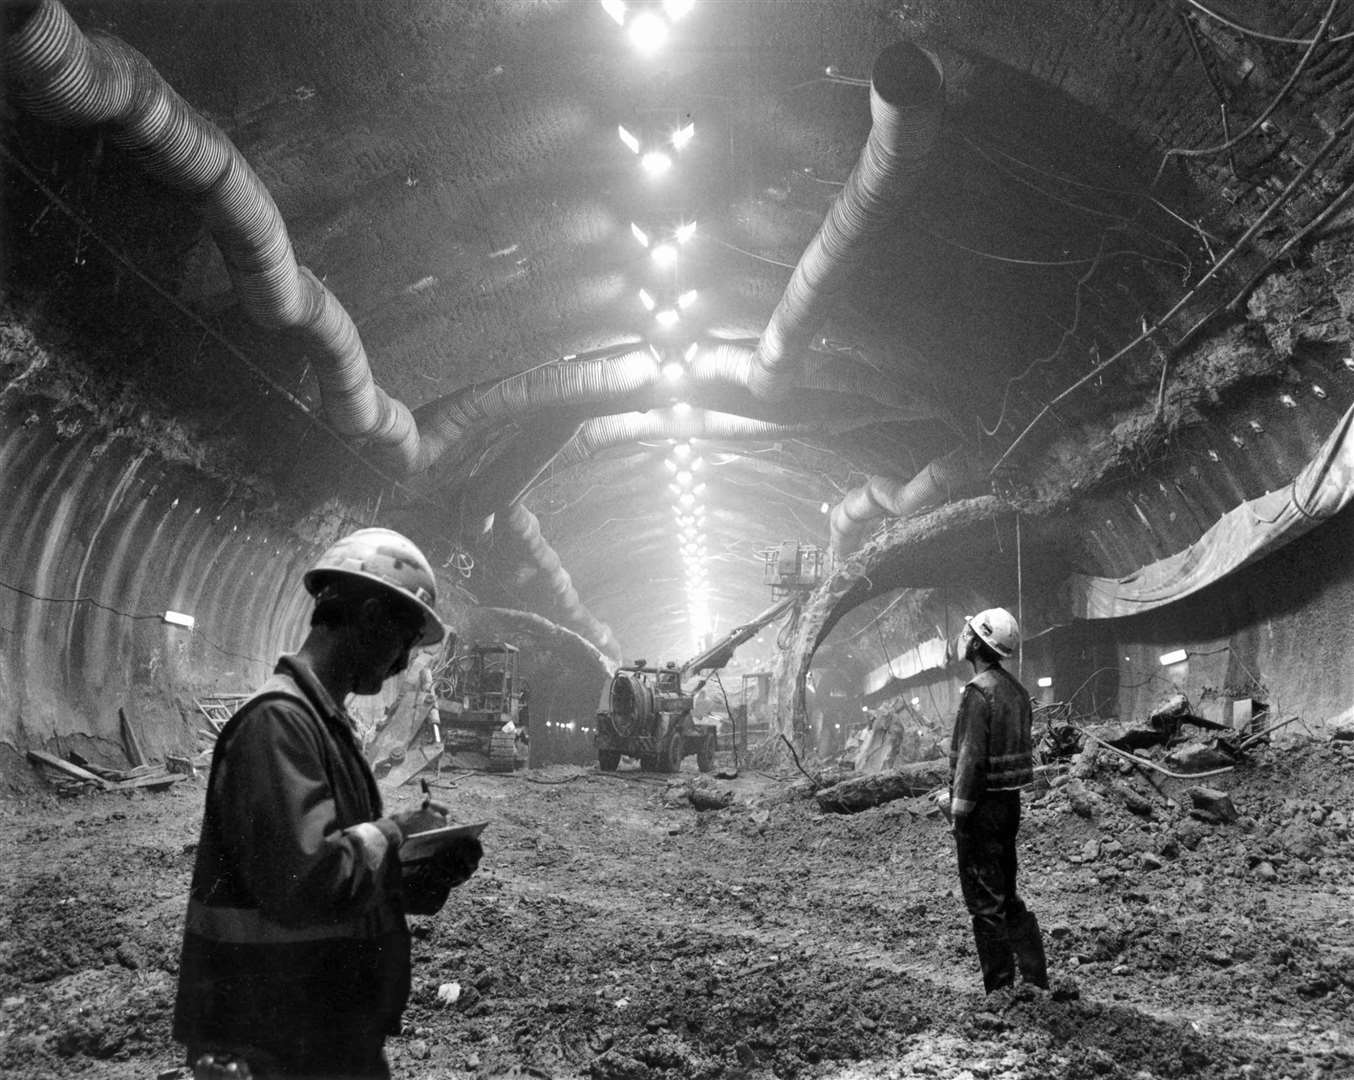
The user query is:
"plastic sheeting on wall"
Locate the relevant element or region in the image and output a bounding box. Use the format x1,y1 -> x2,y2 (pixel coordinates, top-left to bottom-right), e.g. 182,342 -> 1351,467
1069,402 -> 1354,619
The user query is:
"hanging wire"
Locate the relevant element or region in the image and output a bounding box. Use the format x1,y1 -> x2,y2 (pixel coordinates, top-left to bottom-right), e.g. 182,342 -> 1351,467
1155,0 -> 1341,184
707,235 -> 797,270
990,106 -> 1354,474
1181,0 -> 1354,45
0,144 -> 438,508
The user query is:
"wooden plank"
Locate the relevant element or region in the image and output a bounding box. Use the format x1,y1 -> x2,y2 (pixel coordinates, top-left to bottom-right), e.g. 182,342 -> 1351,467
383,744 -> 444,788
106,771 -> 186,792
26,749 -> 112,789
119,707 -> 149,766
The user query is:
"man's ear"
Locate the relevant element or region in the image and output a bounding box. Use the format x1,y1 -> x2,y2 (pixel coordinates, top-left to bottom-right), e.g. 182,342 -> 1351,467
355,595 -> 387,635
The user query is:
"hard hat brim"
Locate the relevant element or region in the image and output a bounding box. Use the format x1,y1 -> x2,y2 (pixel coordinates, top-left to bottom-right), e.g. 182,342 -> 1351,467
303,567 -> 446,646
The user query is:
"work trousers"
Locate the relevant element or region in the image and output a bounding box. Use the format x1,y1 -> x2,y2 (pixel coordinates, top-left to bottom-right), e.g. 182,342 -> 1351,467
953,790 -> 1047,993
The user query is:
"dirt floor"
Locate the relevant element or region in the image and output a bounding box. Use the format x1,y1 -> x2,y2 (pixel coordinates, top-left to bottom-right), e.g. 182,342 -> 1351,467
2,737 -> 1353,1080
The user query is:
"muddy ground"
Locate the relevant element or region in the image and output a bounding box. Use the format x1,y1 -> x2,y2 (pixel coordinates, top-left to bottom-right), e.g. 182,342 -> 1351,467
2,737 -> 1353,1080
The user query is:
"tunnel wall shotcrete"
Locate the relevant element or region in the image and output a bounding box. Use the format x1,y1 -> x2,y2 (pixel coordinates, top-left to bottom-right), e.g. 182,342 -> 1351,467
1102,499 -> 1354,733
0,396 -> 318,786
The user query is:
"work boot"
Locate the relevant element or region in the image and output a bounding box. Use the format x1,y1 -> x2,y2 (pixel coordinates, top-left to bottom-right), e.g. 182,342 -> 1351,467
1009,911 -> 1049,989
973,925 -> 1015,994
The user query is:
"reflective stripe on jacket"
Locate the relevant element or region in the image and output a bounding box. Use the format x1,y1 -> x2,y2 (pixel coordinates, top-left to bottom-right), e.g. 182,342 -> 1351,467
172,656 -> 410,1059
948,665 -> 1034,817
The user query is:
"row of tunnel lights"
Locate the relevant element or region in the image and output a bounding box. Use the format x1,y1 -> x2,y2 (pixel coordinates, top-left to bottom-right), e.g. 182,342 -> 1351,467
599,0 -> 712,644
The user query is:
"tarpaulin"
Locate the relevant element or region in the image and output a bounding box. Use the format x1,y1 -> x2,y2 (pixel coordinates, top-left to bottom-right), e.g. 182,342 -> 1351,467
1069,402 -> 1354,620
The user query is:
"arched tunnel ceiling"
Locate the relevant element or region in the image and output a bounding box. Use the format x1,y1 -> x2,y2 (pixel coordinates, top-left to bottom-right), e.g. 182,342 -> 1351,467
3,0 -> 1353,664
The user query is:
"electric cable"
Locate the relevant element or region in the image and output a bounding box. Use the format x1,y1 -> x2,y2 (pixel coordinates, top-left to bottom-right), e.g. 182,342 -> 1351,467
0,578 -> 266,664
0,144 -> 430,502
1156,0 -> 1340,183
1181,0 -> 1354,46
990,106 -> 1354,474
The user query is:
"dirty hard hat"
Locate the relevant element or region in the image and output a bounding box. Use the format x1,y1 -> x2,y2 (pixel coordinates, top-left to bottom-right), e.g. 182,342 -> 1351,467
304,528 -> 446,646
966,607 -> 1019,658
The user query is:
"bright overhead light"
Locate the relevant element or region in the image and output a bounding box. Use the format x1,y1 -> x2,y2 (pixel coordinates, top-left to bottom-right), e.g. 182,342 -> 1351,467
638,288 -> 655,311
600,0 -> 627,26
663,0 -> 694,20
655,308 -> 679,328
662,360 -> 685,383
163,610 -> 196,629
683,342 -> 698,362
672,401 -> 691,416
677,289 -> 697,309
820,501 -> 830,514
1159,648 -> 1188,666
671,121 -> 695,151
641,150 -> 672,176
678,492 -> 695,508
1036,676 -> 1053,688
675,470 -> 694,487
651,242 -> 677,267
693,482 -> 706,495
630,222 -> 649,247
627,10 -> 669,53
672,441 -> 692,461
674,220 -> 696,244
617,124 -> 640,155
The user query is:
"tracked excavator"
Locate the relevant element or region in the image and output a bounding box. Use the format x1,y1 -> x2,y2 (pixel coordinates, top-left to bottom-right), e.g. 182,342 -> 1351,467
594,596 -> 796,773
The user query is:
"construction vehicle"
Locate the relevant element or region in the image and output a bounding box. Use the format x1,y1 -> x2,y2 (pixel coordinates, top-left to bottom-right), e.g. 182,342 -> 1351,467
432,642 -> 530,772
594,596 -> 795,773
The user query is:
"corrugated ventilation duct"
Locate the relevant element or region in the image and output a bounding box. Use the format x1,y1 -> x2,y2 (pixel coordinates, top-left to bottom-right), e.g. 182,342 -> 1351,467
5,0 -> 421,471
748,41 -> 944,401
501,502 -> 622,663
828,450 -> 977,557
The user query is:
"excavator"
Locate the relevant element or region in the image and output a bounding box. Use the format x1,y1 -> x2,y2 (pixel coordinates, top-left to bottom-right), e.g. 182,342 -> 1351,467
593,595 -> 796,773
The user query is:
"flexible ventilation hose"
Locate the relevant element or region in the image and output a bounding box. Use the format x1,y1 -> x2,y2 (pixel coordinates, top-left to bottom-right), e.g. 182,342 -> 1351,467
748,42 -> 945,401
5,0 -> 421,471
828,449 -> 977,557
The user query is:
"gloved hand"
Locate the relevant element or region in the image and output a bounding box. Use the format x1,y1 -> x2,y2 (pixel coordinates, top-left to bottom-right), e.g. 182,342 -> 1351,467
401,836 -> 484,915
389,798 -> 450,842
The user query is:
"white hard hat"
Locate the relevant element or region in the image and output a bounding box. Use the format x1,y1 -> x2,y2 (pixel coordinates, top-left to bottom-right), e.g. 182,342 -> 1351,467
304,528 -> 446,646
966,607 -> 1019,658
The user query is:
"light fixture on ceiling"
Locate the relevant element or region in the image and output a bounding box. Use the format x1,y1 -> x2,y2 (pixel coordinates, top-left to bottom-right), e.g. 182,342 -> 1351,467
640,149 -> 673,177
655,307 -> 679,328
627,10 -> 669,54
672,441 -> 693,461
651,242 -> 677,267
163,610 -> 196,629
1036,676 -> 1053,688
670,119 -> 695,151
637,288 -> 655,311
1159,648 -> 1188,666
662,359 -> 685,383
617,124 -> 641,154
677,288 -> 698,309
819,501 -> 830,514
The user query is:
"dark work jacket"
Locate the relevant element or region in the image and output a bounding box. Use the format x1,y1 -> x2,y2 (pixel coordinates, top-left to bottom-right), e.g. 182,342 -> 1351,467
948,665 -> 1035,817
172,656 -> 410,1064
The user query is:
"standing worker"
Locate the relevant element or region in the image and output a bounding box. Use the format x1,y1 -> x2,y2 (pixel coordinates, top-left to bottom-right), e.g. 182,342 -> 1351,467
174,528 -> 483,1079
946,608 -> 1048,997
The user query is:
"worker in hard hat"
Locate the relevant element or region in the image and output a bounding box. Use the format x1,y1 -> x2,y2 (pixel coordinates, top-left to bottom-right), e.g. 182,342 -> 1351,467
946,607 -> 1049,997
173,528 -> 483,1079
